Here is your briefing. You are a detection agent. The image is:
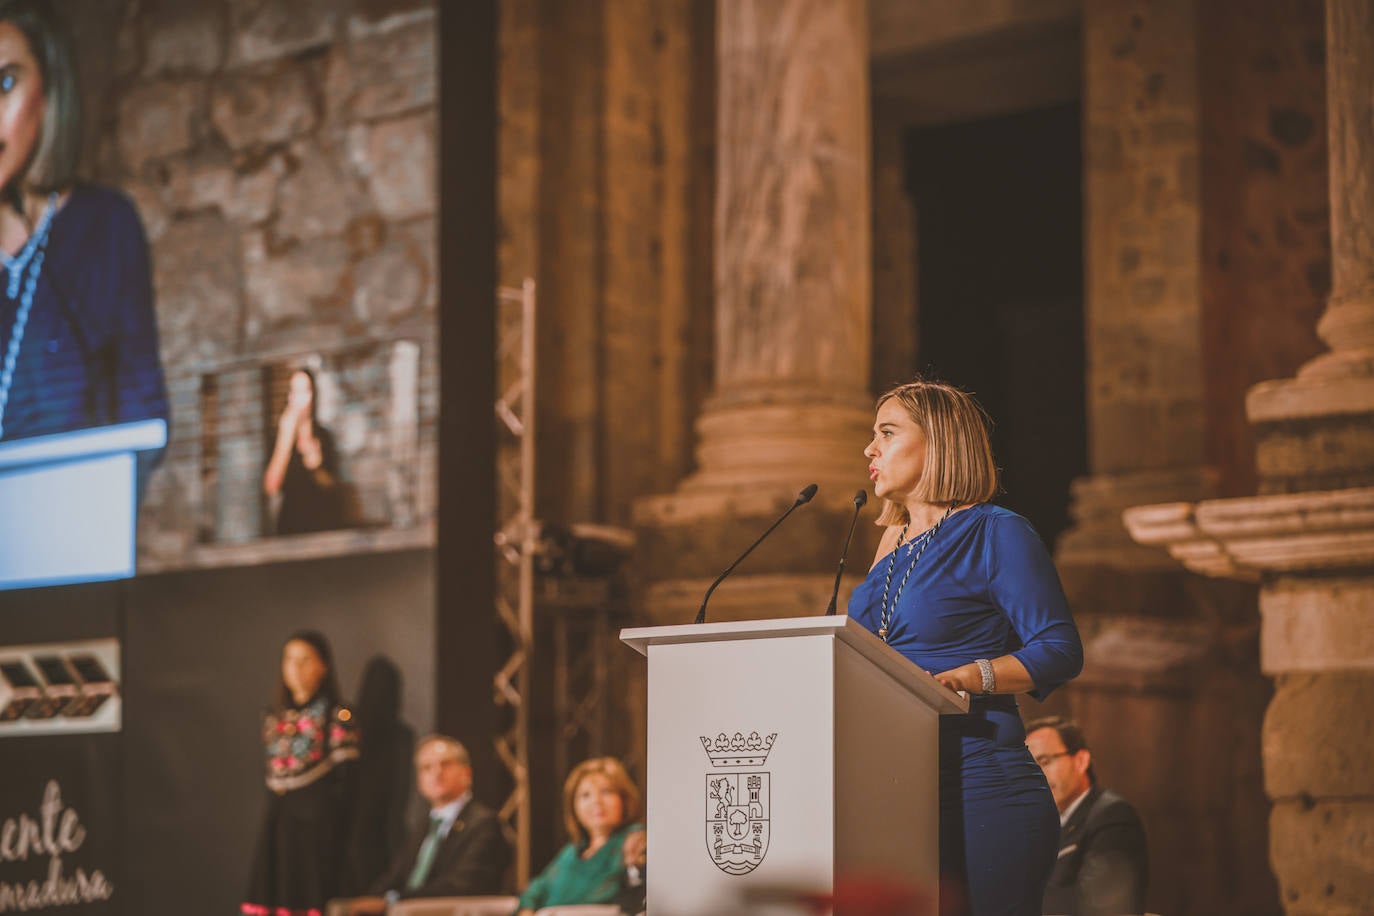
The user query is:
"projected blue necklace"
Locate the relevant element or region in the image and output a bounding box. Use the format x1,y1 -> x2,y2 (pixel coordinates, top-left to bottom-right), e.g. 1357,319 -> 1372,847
0,193 -> 59,439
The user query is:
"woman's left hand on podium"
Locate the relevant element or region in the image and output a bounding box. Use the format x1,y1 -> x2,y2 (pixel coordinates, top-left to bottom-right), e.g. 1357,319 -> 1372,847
932,664 -> 980,694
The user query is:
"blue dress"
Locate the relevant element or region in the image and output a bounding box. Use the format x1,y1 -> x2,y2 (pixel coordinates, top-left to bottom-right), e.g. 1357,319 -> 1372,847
0,185 -> 169,472
847,503 -> 1083,916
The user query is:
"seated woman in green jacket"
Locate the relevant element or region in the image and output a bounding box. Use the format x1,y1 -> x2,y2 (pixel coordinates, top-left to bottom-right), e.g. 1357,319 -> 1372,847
516,757 -> 644,914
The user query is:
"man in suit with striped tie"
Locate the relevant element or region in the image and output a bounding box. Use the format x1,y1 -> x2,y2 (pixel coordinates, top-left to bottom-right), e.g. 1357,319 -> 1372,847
348,735 -> 510,913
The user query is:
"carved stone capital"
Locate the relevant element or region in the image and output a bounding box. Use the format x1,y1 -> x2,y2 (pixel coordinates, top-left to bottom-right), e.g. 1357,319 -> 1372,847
1124,485 -> 1374,579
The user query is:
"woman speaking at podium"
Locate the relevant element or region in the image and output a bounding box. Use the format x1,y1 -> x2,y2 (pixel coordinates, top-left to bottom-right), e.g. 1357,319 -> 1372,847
848,378 -> 1083,915
0,1 -> 167,459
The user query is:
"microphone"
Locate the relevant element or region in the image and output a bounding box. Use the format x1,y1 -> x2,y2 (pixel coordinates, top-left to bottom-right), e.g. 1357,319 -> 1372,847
824,490 -> 868,616
695,484 -> 819,625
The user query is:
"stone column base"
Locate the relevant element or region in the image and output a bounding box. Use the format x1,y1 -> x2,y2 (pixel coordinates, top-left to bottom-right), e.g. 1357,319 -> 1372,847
1056,468 -> 1217,572
1074,615 -> 1215,692
1300,293 -> 1374,380
1246,296 -> 1374,495
632,390 -> 882,622
653,392 -> 875,513
1248,375 -> 1374,494
638,571 -> 869,627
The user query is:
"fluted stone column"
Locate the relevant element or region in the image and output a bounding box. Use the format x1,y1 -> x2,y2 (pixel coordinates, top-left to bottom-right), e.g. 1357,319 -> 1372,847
1127,3 -> 1374,909
635,0 -> 876,624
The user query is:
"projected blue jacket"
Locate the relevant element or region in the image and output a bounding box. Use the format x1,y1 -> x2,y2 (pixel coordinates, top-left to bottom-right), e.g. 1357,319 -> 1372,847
0,184 -> 169,458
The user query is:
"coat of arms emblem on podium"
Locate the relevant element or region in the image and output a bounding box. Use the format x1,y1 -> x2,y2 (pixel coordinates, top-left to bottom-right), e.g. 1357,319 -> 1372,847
702,730 -> 776,875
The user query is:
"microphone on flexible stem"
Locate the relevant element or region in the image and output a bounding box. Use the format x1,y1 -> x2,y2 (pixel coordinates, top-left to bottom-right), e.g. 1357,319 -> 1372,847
694,483 -> 819,625
825,490 -> 868,616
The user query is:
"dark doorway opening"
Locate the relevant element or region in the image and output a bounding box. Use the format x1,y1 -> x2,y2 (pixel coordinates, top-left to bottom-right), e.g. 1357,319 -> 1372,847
905,103 -> 1086,546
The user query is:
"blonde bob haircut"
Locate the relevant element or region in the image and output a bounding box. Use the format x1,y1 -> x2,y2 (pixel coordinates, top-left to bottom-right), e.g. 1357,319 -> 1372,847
873,378 -> 999,527
561,757 -> 641,848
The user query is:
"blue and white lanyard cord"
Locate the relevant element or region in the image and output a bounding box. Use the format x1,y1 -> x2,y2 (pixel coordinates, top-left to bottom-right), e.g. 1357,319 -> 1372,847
0,193 -> 59,440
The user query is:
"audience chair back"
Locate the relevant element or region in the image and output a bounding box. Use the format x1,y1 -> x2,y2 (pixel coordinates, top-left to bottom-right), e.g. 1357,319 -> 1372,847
390,896 -> 521,916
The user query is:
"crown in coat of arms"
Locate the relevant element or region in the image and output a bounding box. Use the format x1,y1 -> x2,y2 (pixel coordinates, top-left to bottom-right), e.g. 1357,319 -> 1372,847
699,730 -> 777,767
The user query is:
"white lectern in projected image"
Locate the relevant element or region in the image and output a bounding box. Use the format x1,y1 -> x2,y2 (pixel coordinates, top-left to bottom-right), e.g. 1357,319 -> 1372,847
0,418 -> 166,590
622,615 -> 969,914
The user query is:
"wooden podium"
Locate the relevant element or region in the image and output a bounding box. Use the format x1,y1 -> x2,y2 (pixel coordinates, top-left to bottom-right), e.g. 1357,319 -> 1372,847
621,615 -> 969,914
0,418 -> 166,590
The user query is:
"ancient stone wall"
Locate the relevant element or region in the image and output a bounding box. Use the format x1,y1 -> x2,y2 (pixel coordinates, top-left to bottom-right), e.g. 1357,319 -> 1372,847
1083,0 -> 1205,476
500,0 -> 715,531
1053,2 -> 1305,913
77,0 -> 439,563
1200,0 -> 1329,498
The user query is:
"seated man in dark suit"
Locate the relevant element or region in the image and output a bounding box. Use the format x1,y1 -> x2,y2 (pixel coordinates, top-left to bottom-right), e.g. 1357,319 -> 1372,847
347,735 -> 510,913
1026,716 -> 1148,916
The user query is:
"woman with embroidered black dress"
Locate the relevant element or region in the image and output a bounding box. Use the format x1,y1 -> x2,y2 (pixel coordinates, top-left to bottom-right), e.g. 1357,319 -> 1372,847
847,379 -> 1083,916
244,631 -> 360,916
0,1 -> 168,477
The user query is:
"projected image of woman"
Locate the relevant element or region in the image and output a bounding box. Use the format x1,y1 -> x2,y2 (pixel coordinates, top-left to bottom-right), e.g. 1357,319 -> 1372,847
263,368 -> 352,535
0,1 -> 167,455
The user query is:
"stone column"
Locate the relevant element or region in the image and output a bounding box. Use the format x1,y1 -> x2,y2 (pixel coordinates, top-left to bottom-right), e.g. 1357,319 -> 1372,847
1052,4 -> 1275,913
635,0 -> 877,624
1127,2 -> 1374,909
1060,0 -> 1215,731
871,100 -> 918,395
702,0 -> 873,490
1056,0 -> 1218,656
1058,0 -> 1214,582
1247,0 -> 1374,495
1243,2 -> 1374,909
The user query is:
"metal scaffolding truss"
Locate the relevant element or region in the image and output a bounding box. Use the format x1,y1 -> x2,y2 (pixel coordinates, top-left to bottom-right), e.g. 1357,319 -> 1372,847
493,278 -> 537,885
491,281 -> 634,879
548,585 -> 614,797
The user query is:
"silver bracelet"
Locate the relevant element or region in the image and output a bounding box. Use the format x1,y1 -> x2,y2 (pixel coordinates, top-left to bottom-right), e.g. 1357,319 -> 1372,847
975,658 -> 996,695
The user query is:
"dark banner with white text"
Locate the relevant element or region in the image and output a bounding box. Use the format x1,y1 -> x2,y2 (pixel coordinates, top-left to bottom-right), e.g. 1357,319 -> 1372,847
1,735 -> 121,914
